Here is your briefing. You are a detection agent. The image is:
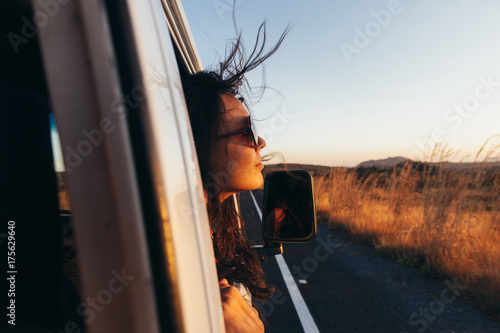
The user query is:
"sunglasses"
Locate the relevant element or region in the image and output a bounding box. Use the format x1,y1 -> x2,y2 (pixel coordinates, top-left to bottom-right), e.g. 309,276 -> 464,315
215,115 -> 259,147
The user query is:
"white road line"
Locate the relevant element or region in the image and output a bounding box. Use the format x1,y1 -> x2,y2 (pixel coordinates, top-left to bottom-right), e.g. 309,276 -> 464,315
249,190 -> 262,220
275,254 -> 319,333
249,191 -> 320,333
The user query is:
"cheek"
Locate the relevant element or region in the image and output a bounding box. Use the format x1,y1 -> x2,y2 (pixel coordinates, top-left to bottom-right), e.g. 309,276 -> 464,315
226,148 -> 251,176
209,141 -> 228,173
225,147 -> 262,189
208,144 -> 250,186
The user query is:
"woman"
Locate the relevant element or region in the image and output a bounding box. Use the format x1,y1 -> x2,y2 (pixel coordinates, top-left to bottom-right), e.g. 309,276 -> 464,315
181,23 -> 287,332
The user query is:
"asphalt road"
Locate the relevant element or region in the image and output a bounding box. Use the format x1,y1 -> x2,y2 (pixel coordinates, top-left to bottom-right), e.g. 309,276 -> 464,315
240,190 -> 500,333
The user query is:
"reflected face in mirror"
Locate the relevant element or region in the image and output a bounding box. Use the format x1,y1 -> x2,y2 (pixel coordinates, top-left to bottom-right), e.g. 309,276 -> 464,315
266,200 -> 310,239
211,94 -> 266,201
263,171 -> 316,242
267,207 -> 286,238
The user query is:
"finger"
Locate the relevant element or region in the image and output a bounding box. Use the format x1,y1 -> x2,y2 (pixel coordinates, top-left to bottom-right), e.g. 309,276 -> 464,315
219,287 -> 264,333
218,282 -> 260,324
219,280 -> 232,292
224,302 -> 261,333
227,288 -> 260,321
240,307 -> 264,333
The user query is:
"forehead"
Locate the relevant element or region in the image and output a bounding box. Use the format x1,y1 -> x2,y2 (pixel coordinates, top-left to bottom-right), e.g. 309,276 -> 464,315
221,94 -> 250,128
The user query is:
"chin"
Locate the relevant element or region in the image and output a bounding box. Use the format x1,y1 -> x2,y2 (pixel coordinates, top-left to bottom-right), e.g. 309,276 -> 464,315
226,170 -> 264,193
232,178 -> 264,193
250,174 -> 264,190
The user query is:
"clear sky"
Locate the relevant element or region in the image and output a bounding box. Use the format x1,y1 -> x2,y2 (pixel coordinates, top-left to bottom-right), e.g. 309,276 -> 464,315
182,0 -> 500,166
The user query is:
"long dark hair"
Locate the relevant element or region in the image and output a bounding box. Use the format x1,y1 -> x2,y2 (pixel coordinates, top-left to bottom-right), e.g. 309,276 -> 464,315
181,22 -> 288,300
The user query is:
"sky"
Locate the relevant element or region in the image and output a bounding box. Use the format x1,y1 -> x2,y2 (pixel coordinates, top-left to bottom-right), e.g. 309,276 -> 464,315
182,0 -> 500,166
50,0 -> 500,169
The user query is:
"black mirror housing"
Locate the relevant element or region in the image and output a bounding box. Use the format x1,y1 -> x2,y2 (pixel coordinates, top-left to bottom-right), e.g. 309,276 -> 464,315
262,170 -> 317,243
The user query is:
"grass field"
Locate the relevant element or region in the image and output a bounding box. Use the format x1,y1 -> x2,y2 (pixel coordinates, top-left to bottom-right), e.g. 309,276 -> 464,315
313,146 -> 500,314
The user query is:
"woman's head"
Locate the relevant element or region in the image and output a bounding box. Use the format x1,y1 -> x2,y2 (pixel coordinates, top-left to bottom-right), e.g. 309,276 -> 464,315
182,73 -> 261,201
211,94 -> 266,200
182,23 -> 286,201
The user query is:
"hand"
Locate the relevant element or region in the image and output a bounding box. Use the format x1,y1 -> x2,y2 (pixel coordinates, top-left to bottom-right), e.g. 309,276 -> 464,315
219,279 -> 264,333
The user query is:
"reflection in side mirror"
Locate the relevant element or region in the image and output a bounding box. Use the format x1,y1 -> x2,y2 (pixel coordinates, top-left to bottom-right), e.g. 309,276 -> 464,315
262,170 -> 317,243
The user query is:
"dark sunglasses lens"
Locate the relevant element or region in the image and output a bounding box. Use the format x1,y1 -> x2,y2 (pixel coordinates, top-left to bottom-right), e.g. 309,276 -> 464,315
250,117 -> 258,146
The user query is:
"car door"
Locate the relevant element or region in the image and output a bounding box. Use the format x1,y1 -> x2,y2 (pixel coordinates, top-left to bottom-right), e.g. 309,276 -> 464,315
2,0 -> 223,332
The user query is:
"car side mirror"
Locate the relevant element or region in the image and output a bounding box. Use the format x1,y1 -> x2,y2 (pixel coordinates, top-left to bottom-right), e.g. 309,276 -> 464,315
262,170 -> 317,244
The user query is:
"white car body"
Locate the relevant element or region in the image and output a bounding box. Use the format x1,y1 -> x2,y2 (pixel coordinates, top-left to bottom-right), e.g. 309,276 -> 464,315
35,0 -> 224,332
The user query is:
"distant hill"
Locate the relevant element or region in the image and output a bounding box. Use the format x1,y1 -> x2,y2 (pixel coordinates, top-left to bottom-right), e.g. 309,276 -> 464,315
263,158 -> 500,174
356,157 -> 410,168
357,157 -> 500,170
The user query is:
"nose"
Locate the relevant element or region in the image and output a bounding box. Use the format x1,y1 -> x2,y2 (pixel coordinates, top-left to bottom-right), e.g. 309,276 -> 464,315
256,136 -> 266,150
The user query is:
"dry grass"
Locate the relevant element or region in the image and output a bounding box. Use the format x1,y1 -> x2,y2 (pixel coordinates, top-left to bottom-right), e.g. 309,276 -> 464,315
314,141 -> 500,314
